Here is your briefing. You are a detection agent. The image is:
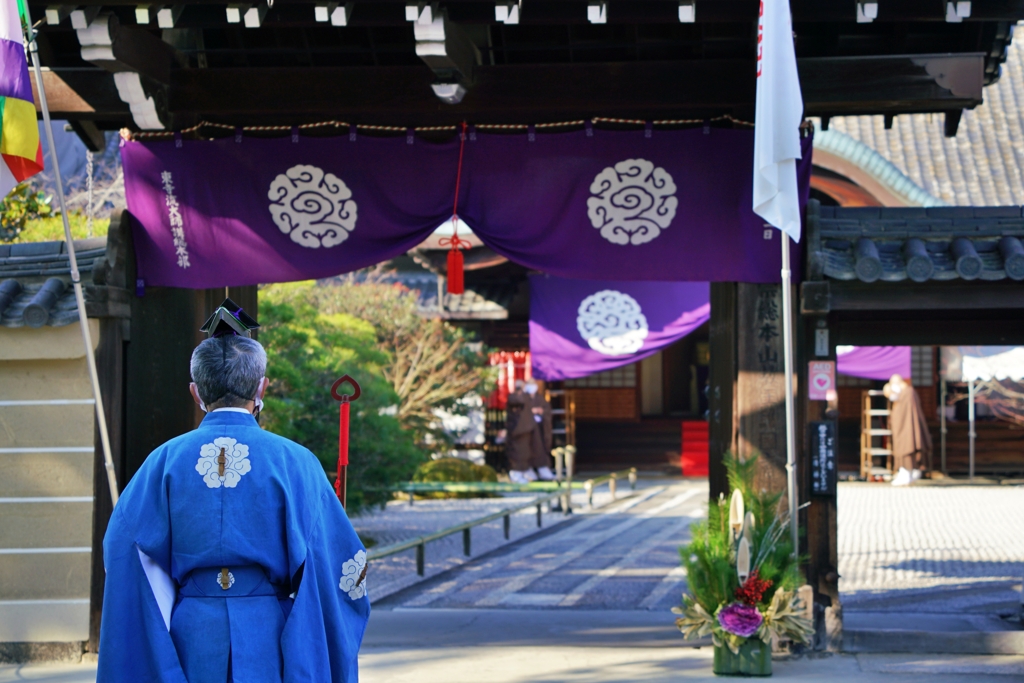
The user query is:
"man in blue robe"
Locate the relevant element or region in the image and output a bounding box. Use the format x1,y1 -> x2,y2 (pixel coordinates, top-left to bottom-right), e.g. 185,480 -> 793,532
98,302 -> 369,682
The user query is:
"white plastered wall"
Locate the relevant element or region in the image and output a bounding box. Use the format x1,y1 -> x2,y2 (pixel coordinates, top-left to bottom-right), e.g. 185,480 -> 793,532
0,321 -> 99,643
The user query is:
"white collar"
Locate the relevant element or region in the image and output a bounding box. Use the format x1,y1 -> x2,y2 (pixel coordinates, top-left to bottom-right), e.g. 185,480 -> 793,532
211,407 -> 253,415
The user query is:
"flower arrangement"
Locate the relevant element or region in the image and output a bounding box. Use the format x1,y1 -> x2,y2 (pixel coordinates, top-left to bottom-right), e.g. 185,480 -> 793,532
672,453 -> 813,675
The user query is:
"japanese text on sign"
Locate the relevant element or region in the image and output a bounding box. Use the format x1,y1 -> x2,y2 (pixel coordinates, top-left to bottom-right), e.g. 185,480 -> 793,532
809,420 -> 836,496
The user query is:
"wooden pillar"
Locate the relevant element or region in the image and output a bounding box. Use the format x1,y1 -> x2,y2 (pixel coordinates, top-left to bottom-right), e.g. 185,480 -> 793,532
708,282 -> 737,500
802,314 -> 841,651
87,317 -> 126,654
735,283 -> 789,495
800,199 -> 841,650
715,276 -> 837,648
87,211 -> 132,654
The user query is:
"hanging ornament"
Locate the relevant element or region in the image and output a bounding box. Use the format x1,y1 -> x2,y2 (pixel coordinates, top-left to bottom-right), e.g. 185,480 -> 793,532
439,122 -> 470,296
447,243 -> 465,294
331,374 -> 361,508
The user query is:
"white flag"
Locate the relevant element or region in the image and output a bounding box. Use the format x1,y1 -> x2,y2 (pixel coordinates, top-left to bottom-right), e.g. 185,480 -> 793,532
753,0 -> 804,242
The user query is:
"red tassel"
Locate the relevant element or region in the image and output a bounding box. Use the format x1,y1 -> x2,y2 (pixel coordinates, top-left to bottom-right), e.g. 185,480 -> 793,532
447,247 -> 464,295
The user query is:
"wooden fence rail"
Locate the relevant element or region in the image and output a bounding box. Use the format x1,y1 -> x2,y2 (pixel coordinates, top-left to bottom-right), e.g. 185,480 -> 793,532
367,468 -> 637,575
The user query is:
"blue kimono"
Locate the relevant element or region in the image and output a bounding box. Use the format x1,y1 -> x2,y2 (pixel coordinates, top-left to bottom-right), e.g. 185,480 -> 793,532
97,410 -> 369,683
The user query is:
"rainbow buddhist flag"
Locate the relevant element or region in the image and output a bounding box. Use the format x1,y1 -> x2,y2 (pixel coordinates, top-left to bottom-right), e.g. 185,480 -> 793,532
0,0 -> 42,199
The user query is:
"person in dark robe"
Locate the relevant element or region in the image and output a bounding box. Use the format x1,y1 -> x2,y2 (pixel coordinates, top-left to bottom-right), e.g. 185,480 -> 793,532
525,380 -> 556,481
884,373 -> 933,486
506,381 -> 547,483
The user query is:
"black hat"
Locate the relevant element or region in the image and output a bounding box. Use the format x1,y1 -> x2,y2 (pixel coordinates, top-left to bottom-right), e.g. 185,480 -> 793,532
200,298 -> 260,338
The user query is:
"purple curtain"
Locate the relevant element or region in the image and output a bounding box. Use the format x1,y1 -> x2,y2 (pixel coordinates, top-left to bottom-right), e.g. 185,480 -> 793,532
836,346 -> 911,381
122,128 -> 812,289
529,275 -> 710,381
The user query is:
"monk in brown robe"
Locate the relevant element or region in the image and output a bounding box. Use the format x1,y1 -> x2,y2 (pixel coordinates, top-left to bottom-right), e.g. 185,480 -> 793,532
525,380 -> 556,481
884,374 -> 933,485
506,381 -> 547,483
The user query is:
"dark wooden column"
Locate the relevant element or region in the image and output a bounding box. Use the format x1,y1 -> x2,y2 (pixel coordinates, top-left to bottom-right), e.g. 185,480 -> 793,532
708,282 -> 737,500
87,317 -> 126,654
802,313 -> 841,651
735,283 -> 789,495
87,211 -> 132,654
801,198 -> 841,651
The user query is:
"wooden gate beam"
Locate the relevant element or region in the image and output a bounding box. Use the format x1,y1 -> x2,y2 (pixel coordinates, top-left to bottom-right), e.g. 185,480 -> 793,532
165,53 -> 985,126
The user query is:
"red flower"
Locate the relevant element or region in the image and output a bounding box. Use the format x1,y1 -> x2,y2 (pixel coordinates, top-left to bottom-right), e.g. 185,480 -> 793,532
735,569 -> 773,606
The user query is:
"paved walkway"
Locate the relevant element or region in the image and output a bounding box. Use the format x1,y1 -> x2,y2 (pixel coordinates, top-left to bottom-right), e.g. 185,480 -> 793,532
7,478 -> 1024,682
5,655 -> 1023,683
838,483 -> 1024,616
356,608 -> 1024,682
375,481 -> 705,611
352,482 -> 629,601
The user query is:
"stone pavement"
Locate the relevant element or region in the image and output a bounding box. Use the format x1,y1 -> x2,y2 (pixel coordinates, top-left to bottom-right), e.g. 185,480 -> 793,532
375,481 -> 706,611
351,482 -> 627,601
837,483 -> 1024,616
6,477 -> 1024,682
357,608 -> 1024,682
8,608 -> 1022,683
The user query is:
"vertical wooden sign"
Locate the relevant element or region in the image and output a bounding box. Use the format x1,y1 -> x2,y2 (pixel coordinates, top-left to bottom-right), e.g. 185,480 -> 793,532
809,420 -> 837,496
736,284 -> 789,495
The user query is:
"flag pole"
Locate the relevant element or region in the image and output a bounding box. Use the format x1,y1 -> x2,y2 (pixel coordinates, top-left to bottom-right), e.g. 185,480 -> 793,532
23,9 -> 119,507
781,233 -> 799,557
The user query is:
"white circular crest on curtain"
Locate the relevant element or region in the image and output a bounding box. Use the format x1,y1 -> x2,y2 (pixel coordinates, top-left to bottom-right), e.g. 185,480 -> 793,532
586,158 -> 678,246
268,164 -> 358,248
576,290 -> 649,356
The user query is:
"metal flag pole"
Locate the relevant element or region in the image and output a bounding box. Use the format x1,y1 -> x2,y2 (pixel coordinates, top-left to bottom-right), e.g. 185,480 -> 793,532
968,379 -> 976,482
23,9 -> 119,507
781,233 -> 799,557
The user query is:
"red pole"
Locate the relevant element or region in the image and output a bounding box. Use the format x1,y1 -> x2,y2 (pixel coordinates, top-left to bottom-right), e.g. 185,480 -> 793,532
336,400 -> 350,507
331,375 -> 361,509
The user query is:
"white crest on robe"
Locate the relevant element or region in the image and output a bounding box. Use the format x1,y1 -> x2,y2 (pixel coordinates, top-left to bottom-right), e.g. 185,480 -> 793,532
339,550 -> 368,600
195,437 -> 252,488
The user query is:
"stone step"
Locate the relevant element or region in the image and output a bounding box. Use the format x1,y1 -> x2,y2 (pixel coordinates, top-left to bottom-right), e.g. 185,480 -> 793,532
843,611 -> 1024,655
845,629 -> 1024,655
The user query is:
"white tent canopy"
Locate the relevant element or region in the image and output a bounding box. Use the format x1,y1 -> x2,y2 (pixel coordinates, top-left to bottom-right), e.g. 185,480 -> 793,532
961,347 -> 1024,382
942,346 -> 1024,382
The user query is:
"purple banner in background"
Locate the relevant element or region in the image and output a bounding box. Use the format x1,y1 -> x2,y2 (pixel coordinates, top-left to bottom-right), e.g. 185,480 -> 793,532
123,128 -> 812,289
529,275 -> 710,380
836,346 -> 911,381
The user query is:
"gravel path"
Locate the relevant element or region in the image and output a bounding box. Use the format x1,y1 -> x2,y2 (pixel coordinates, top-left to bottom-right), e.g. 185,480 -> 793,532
837,483 -> 1024,612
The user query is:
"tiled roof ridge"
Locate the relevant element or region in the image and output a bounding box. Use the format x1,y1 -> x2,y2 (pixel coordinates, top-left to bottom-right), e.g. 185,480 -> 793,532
811,201 -> 1024,283
813,124 -> 948,207
827,22 -> 1024,206
0,236 -> 109,327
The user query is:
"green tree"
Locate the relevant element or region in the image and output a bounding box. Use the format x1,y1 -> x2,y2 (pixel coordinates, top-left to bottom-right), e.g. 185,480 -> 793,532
301,275 -> 494,447
1,183 -> 53,242
15,213 -> 110,242
259,282 -> 426,513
